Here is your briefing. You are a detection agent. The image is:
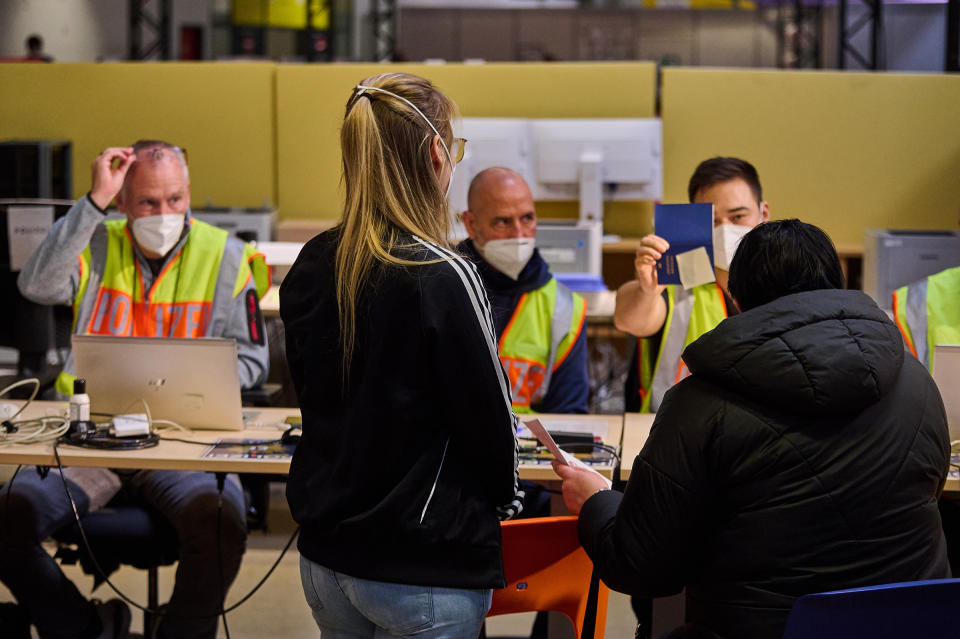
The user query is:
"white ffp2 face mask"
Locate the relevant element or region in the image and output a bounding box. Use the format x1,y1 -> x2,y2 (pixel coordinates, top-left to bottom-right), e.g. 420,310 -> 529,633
713,223 -> 751,271
479,238 -> 536,280
132,214 -> 185,257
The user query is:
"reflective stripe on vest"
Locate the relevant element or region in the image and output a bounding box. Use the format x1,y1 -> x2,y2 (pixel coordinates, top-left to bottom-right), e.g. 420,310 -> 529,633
499,278 -> 586,413
639,283 -> 728,413
907,279 -> 929,368
894,266 -> 960,370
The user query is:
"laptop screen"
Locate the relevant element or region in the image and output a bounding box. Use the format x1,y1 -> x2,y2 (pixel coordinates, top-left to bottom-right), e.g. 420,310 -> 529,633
72,335 -> 244,430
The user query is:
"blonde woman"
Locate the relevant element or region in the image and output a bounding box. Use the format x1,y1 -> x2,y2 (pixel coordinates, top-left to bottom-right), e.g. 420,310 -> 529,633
280,73 -> 523,638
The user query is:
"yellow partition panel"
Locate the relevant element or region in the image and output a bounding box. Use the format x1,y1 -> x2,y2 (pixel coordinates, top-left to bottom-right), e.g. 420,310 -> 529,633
0,63 -> 276,208
662,68 -> 960,246
275,62 -> 657,234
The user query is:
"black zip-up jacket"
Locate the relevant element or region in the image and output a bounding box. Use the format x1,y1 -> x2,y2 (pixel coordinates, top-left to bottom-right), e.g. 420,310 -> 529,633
579,289 -> 950,639
280,229 -> 521,589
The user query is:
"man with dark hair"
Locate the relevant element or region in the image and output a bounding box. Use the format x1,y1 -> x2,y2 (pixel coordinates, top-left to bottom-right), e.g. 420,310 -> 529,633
727,220 -> 845,310
615,157 -> 769,413
25,34 -> 52,62
555,219 -> 950,639
4,143 -> 270,639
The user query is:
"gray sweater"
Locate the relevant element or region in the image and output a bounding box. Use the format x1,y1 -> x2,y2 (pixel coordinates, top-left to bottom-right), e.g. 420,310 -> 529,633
17,195 -> 268,389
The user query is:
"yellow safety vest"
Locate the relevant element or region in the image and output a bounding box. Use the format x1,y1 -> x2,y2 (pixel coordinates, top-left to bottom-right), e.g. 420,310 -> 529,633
893,265 -> 960,370
636,282 -> 729,413
57,218 -> 269,395
499,278 -> 587,413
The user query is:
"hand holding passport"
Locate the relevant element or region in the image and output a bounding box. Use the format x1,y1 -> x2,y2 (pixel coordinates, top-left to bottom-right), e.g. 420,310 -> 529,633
654,203 -> 716,290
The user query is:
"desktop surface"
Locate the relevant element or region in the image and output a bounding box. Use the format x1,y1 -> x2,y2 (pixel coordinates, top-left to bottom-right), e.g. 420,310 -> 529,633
0,402 -> 623,481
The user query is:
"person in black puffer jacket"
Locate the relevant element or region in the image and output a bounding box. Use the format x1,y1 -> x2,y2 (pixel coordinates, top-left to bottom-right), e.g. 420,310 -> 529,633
554,219 -> 950,639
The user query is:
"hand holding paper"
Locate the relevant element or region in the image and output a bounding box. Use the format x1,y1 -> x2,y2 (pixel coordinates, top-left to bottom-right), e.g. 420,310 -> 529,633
550,460 -> 613,515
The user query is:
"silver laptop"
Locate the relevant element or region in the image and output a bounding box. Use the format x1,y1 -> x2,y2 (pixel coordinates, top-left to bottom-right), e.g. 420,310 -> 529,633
933,345 -> 960,443
72,335 -> 244,430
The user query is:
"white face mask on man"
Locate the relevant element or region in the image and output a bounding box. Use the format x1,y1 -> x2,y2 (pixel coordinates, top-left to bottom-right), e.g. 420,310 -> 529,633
713,223 -> 752,271
479,237 -> 536,280
132,214 -> 185,257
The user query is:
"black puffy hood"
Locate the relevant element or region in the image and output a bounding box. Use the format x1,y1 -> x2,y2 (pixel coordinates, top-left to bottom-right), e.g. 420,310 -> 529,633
683,289 -> 904,417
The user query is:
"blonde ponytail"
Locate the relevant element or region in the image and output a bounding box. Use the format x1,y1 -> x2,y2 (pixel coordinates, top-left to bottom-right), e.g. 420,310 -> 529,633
336,72 -> 458,375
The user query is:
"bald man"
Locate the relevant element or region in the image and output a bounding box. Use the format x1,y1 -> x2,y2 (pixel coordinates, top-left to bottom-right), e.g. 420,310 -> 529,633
8,141 -> 269,639
459,167 -> 588,414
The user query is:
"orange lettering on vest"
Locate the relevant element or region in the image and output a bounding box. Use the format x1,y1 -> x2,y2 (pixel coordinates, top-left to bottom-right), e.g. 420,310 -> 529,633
501,355 -> 546,407
89,287 -> 211,337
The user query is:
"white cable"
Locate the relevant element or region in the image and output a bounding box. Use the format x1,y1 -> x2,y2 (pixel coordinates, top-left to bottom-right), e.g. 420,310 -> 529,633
152,419 -> 192,434
0,415 -> 70,445
0,377 -> 41,423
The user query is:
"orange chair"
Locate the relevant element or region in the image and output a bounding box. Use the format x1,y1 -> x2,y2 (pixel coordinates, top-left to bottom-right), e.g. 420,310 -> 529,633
489,516 -> 609,639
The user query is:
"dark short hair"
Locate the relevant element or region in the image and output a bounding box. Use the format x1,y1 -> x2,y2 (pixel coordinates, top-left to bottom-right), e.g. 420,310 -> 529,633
687,157 -> 763,204
26,35 -> 43,50
728,219 -> 845,311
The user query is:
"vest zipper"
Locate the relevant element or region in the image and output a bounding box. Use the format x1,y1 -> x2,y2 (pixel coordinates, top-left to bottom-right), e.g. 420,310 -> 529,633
419,438 -> 450,525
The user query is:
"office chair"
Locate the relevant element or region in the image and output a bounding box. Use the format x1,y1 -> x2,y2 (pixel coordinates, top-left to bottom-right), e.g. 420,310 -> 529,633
489,516 -> 609,639
781,578 -> 960,639
54,495 -> 179,637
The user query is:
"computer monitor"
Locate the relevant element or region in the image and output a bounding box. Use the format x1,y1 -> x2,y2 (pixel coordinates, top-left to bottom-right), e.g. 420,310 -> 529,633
0,199 -> 74,376
447,118 -> 534,240
447,117 -> 663,277
863,229 -> 960,311
529,118 -> 663,203
530,118 -> 662,276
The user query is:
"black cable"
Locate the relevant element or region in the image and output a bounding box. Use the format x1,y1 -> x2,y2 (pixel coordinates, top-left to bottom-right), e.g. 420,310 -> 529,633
559,442 -> 621,466
52,440 -> 151,615
215,473 -> 231,639
60,432 -> 159,450
2,465 -> 22,543
50,439 -> 300,621
158,436 -> 284,446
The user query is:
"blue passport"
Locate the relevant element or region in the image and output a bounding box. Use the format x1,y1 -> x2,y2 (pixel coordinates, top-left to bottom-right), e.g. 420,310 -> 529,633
654,203 -> 714,286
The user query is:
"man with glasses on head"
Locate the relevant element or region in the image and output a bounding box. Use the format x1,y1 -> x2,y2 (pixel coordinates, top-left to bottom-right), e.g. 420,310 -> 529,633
4,141 -> 270,639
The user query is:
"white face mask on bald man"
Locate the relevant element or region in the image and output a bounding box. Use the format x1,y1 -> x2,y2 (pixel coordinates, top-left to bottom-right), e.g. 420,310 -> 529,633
479,237 -> 536,280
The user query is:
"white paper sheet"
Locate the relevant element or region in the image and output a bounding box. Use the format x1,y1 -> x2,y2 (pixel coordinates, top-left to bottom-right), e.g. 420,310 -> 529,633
7,206 -> 54,272
676,246 -> 716,290
524,418 -> 569,465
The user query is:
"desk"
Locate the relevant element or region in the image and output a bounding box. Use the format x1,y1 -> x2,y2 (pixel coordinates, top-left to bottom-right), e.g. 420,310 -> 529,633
0,402 -> 297,475
620,412 -> 655,481
522,414 -> 623,481
0,403 -> 623,481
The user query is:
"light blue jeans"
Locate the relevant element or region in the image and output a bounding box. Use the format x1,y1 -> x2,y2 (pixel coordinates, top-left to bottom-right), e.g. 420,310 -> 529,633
299,556 -> 492,639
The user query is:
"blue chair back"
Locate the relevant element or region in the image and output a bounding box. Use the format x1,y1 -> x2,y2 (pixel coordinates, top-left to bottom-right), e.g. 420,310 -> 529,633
781,578 -> 960,639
